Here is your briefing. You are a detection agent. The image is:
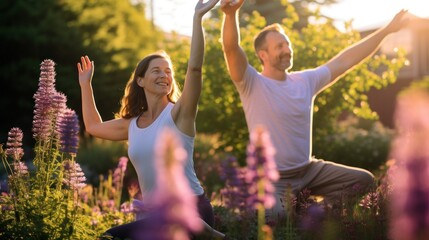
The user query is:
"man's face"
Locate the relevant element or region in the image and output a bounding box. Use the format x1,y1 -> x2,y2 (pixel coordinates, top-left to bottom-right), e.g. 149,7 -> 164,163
261,31 -> 293,71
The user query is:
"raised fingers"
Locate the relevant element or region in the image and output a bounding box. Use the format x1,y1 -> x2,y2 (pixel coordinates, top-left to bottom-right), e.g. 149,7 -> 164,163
197,0 -> 219,14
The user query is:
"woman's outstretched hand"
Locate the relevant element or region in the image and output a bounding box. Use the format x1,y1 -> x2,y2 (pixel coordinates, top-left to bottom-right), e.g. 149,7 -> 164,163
195,0 -> 220,18
77,55 -> 94,87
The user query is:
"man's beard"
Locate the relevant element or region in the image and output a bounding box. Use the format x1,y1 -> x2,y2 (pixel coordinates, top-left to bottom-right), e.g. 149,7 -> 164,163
274,54 -> 292,71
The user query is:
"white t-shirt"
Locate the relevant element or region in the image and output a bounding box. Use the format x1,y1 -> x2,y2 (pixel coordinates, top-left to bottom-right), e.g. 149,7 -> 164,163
127,103 -> 204,200
234,65 -> 331,171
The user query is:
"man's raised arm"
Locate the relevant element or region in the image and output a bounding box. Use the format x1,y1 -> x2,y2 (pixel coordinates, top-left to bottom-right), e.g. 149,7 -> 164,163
220,0 -> 249,83
325,9 -> 409,83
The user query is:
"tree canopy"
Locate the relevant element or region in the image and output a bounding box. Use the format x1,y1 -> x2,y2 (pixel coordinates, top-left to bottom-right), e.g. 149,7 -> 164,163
0,0 -> 162,148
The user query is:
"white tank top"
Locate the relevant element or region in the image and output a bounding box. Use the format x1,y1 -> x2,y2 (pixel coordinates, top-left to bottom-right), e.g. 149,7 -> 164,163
127,103 -> 204,200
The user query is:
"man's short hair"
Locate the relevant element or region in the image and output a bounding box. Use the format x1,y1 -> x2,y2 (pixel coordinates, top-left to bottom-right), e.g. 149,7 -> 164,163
254,23 -> 285,53
253,23 -> 286,64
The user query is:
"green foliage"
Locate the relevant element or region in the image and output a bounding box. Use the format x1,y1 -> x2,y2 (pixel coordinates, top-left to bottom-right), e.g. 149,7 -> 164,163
57,0 -> 164,130
0,0 -> 162,148
293,18 -> 408,133
193,133 -> 226,197
77,167 -> 137,236
213,205 -> 259,239
75,137 -> 138,203
398,75 -> 429,96
76,137 -> 129,184
161,35 -> 192,89
313,116 -> 394,171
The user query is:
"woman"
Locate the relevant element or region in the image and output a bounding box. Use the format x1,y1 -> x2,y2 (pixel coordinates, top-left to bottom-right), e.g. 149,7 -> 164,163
77,0 -> 224,239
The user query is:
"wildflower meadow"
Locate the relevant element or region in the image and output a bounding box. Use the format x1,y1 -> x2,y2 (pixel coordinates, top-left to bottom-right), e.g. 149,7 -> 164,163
1,60 -> 428,240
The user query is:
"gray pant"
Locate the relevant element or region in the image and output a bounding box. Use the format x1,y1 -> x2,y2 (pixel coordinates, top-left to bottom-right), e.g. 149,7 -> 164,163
267,158 -> 375,219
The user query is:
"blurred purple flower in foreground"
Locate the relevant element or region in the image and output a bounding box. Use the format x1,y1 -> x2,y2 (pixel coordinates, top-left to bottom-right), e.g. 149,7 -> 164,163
113,157 -> 128,189
220,156 -> 250,215
134,128 -> 202,240
246,125 -> 279,209
245,126 -> 279,240
388,89 -> 429,240
299,203 -> 325,231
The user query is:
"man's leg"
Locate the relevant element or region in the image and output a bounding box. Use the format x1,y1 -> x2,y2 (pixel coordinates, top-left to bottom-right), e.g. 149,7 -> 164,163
302,159 -> 375,205
267,165 -> 309,220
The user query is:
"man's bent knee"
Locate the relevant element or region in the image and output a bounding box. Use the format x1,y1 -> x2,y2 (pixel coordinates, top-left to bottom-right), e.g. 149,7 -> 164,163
355,170 -> 375,192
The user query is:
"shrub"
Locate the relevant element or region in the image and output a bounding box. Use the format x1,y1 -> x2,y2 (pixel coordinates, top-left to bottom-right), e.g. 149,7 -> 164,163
313,116 -> 394,171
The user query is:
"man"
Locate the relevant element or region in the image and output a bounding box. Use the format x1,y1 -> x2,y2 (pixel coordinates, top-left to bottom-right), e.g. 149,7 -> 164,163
220,0 -> 409,219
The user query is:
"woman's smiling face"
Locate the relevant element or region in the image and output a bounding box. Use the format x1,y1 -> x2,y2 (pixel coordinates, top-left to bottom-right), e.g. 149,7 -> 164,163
139,57 -> 174,97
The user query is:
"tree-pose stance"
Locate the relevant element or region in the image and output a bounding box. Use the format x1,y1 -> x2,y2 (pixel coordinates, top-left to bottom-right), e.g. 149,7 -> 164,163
220,0 -> 409,220
77,0 -> 225,239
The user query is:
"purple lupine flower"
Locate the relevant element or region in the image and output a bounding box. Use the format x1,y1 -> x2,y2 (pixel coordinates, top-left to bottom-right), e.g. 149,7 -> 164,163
105,199 -> 116,211
32,59 -> 58,141
136,202 -> 194,240
5,128 -> 24,161
56,109 -> 80,156
297,188 -> 315,212
113,157 -> 128,189
63,160 -> 87,190
359,191 -> 379,210
51,92 -> 67,115
12,161 -> 29,176
135,127 -> 203,240
219,156 -> 251,215
91,218 -> 98,227
388,89 -> 429,240
118,156 -> 128,173
51,92 -> 68,140
299,203 -> 325,231
379,159 -> 396,198
245,126 -> 279,209
120,201 -> 134,214
37,59 -> 56,89
0,180 -> 9,194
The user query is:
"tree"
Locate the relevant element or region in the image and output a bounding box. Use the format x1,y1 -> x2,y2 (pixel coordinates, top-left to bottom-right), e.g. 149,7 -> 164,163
0,0 -> 86,150
0,0 -> 162,153
59,0 -> 163,129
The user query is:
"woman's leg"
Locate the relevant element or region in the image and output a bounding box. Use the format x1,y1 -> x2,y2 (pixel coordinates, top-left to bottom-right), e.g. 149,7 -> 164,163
100,220 -> 144,240
197,193 -> 215,227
